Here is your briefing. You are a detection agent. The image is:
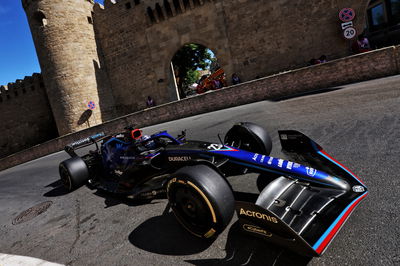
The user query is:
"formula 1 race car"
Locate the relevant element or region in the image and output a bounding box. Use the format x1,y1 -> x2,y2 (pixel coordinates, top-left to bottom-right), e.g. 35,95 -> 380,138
59,122 -> 368,257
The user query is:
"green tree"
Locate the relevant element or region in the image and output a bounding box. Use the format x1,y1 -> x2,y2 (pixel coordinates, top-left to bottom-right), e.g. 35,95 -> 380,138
184,69 -> 201,89
172,44 -> 212,97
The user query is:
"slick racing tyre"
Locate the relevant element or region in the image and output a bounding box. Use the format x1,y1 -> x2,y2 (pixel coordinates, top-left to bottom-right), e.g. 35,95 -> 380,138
167,165 -> 235,239
59,156 -> 90,191
224,122 -> 272,155
223,122 -> 273,176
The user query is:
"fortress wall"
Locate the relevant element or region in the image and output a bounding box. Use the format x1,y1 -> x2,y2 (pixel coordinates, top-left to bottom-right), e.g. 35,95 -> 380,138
94,0 -> 370,116
94,0 -> 156,116
142,0 -> 234,105
0,74 -> 58,158
1,45 -> 397,171
94,0 -> 227,116
18,0 -> 372,133
23,0 -> 116,135
223,0 -> 370,81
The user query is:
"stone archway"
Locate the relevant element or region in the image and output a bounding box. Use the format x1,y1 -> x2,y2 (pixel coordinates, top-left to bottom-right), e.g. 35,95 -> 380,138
163,39 -> 234,102
170,43 -> 226,99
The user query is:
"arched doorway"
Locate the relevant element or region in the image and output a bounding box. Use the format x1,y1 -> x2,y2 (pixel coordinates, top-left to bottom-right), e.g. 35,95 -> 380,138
171,43 -> 226,99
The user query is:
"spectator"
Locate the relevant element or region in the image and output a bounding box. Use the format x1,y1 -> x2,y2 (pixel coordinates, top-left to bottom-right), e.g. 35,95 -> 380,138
352,34 -> 371,54
319,55 -> 327,63
231,73 -> 241,85
146,96 -> 155,108
309,58 -> 321,65
358,35 -> 371,52
213,79 -> 222,89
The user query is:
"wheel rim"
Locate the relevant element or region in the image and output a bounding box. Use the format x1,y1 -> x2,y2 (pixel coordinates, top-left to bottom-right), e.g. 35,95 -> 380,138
59,164 -> 72,190
169,184 -> 213,236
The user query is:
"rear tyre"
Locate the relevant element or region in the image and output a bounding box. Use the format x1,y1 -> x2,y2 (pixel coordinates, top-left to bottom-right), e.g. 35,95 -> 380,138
224,122 -> 272,155
59,157 -> 90,191
167,165 -> 235,239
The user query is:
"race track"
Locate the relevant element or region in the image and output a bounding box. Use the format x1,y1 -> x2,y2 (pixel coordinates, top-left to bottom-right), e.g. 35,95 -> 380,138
1,75 -> 399,265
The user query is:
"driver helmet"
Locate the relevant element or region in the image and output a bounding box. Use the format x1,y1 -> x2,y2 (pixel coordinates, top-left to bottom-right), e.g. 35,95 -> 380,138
141,135 -> 156,149
131,128 -> 142,140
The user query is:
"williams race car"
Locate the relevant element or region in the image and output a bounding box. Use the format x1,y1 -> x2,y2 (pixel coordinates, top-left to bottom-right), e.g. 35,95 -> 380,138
59,122 -> 368,257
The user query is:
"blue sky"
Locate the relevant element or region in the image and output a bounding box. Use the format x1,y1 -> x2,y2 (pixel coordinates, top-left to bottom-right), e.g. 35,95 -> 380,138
0,0 -> 104,86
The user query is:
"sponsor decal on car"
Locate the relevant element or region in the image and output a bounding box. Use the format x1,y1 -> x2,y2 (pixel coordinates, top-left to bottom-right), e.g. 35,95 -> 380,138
293,163 -> 301,168
286,161 -> 293,170
252,153 -> 259,161
352,185 -> 365,193
243,224 -> 272,237
239,208 -> 278,223
168,156 -> 192,162
120,156 -> 135,160
260,155 -> 266,163
306,167 -> 317,177
207,144 -> 238,152
267,157 -> 274,165
207,144 -> 224,150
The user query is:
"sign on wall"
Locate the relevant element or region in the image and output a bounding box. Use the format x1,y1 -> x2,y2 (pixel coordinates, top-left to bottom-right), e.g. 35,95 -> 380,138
339,8 -> 356,22
341,21 -> 353,30
88,101 -> 96,110
343,27 -> 357,40
339,8 -> 356,40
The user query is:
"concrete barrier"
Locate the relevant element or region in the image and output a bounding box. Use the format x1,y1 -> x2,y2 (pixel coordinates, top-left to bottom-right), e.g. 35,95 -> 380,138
1,46 -> 399,171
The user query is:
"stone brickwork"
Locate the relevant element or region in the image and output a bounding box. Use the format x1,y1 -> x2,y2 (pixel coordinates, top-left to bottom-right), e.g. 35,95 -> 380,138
22,0 -> 116,136
0,74 -> 58,158
1,46 -> 399,171
90,0 -> 372,116
1,0 -> 387,160
20,0 -> 372,133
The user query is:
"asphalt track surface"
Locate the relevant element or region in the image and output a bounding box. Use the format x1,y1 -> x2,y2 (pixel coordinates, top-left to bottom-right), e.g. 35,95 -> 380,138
1,75 -> 399,266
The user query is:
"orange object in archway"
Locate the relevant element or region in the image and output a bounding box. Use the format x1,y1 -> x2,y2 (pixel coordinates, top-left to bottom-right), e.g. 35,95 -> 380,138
196,68 -> 227,94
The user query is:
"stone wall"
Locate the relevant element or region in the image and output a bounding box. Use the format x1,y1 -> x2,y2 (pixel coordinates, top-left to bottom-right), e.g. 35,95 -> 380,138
1,46 -> 398,171
93,0 -> 371,117
0,74 -> 58,158
222,0 -> 370,80
21,0 -> 373,133
23,0 -> 116,135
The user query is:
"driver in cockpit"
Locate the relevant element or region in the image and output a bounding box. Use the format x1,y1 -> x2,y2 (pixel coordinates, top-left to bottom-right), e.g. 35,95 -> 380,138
130,128 -> 157,151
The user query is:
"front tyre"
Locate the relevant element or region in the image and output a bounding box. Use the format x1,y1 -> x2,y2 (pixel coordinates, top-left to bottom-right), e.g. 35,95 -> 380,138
167,165 -> 235,239
59,156 -> 90,191
223,122 -> 273,176
224,122 -> 272,155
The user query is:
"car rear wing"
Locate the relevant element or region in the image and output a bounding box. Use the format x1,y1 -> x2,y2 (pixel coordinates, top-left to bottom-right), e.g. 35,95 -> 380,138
65,132 -> 105,157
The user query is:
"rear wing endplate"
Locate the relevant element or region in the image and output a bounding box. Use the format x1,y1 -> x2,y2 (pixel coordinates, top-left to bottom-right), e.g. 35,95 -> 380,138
65,132 -> 105,157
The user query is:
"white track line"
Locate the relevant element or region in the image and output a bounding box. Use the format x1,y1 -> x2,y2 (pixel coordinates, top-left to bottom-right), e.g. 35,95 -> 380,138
0,253 -> 64,266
